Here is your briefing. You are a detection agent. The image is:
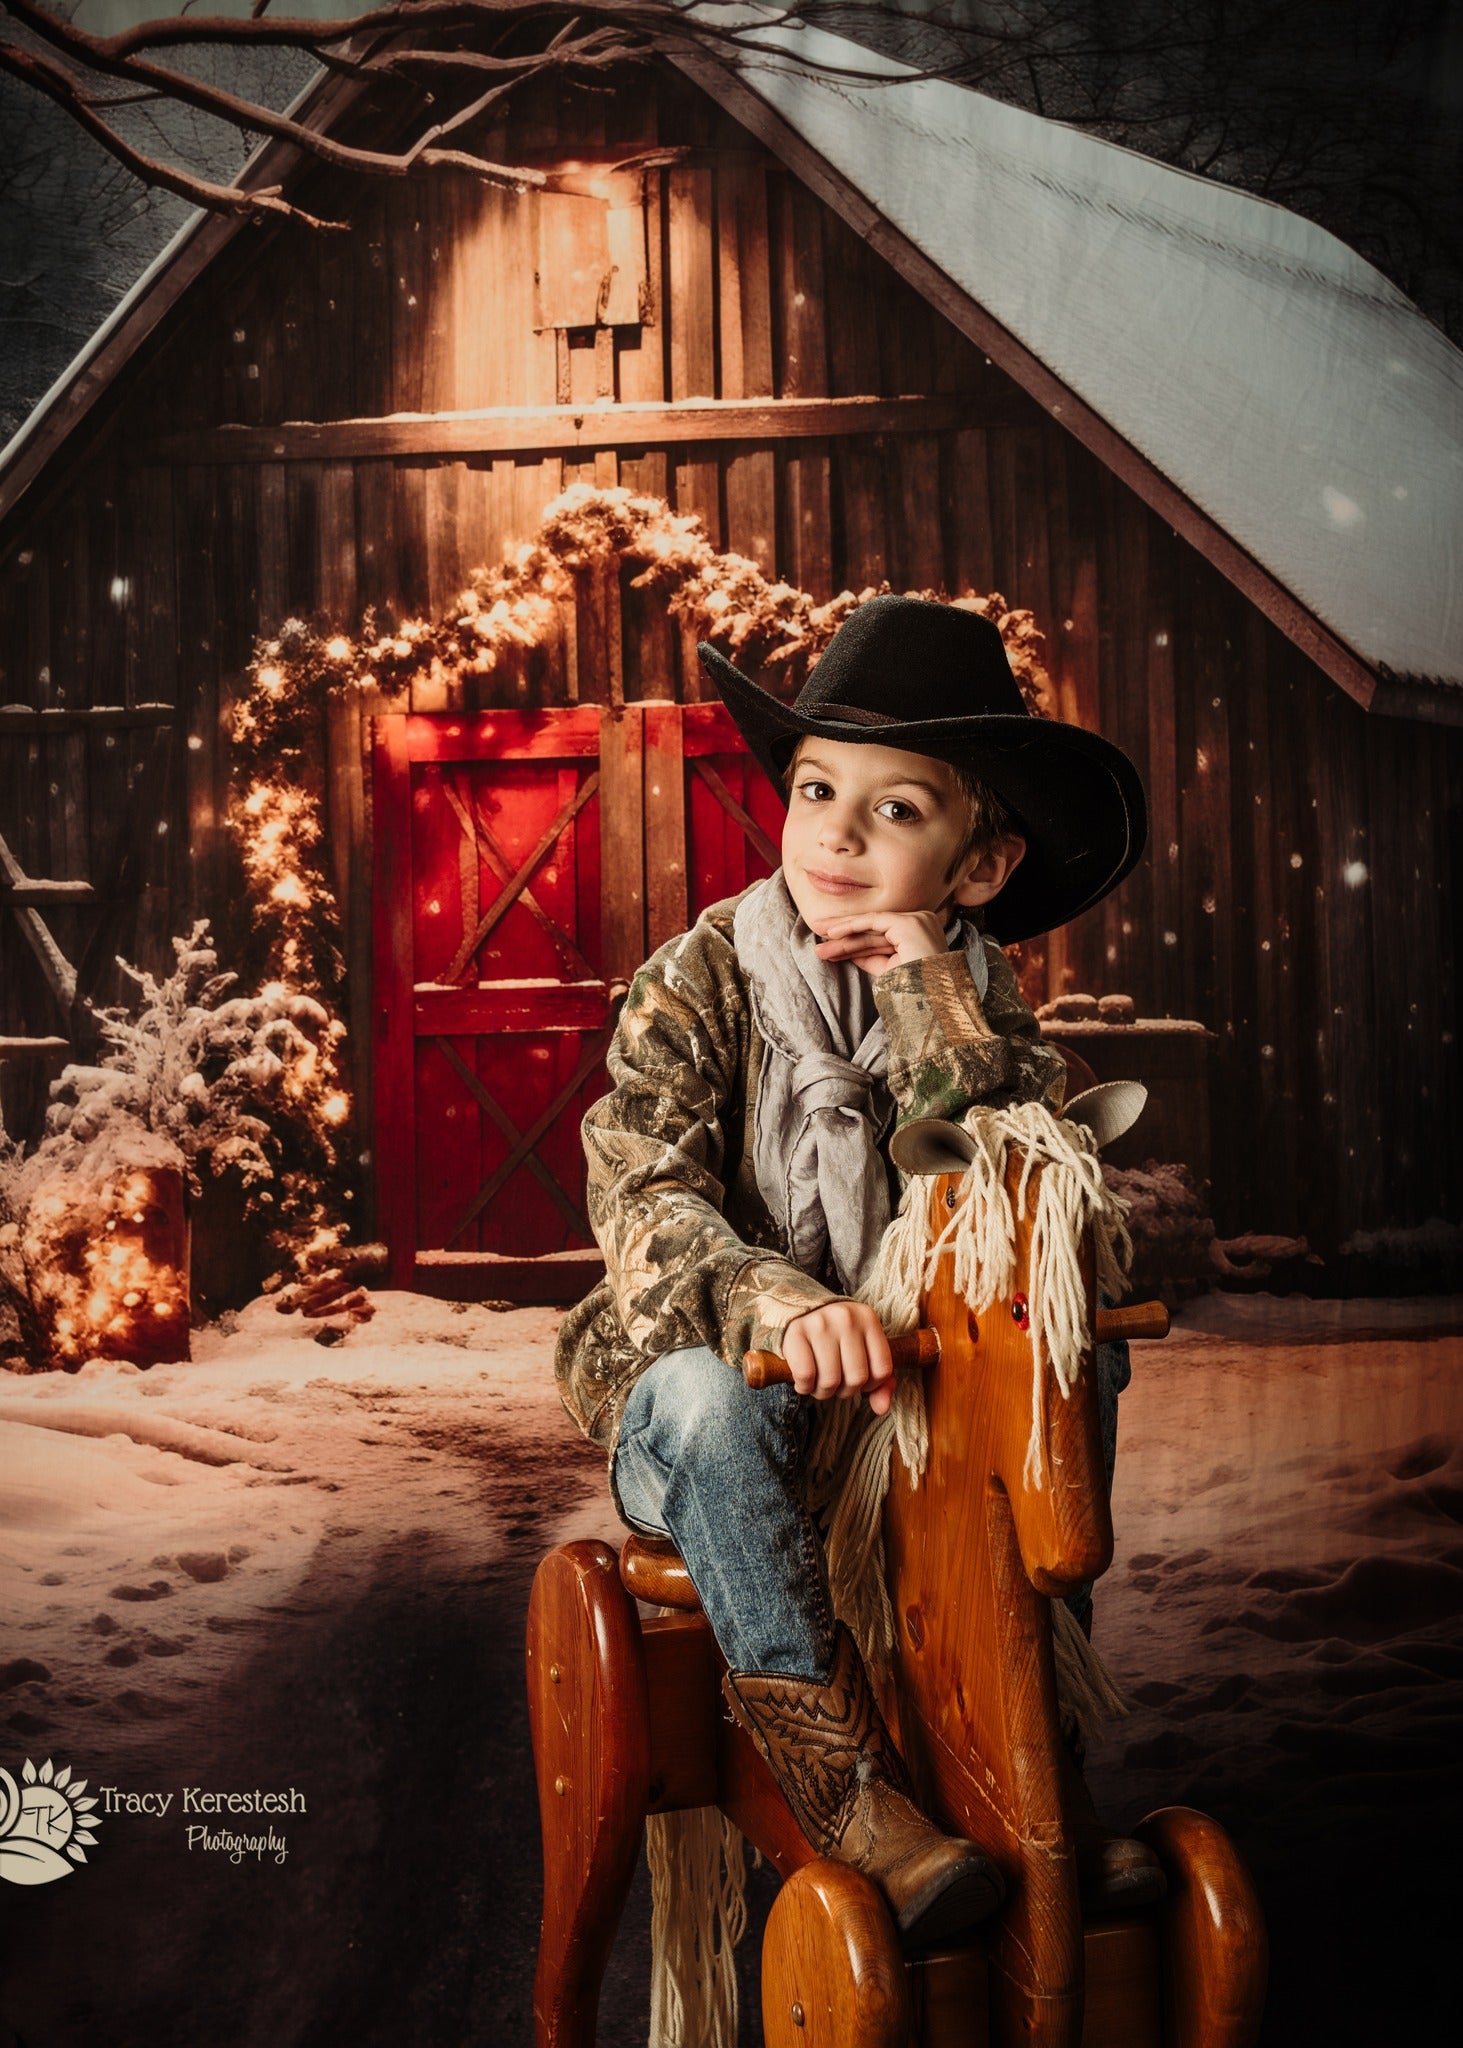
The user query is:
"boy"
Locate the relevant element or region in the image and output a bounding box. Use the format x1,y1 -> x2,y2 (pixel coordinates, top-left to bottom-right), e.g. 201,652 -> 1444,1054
555,595 -> 1148,1948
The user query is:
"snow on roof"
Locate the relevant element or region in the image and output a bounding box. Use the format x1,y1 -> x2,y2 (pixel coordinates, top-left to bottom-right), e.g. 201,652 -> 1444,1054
728,18 -> 1463,693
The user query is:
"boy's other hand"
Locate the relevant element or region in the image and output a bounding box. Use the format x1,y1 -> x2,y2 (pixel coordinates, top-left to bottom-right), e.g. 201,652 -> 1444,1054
782,1301 -> 895,1416
811,910 -> 948,977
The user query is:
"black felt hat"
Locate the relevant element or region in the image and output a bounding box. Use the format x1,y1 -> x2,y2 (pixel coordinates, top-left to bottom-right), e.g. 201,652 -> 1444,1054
697,593 -> 1146,944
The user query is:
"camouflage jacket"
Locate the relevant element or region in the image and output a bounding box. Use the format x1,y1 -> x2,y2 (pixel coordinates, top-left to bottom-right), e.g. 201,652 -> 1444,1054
554,885 -> 1067,1464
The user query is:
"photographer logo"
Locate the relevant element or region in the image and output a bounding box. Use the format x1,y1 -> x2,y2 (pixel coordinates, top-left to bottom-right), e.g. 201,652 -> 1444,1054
0,1758 -> 102,1886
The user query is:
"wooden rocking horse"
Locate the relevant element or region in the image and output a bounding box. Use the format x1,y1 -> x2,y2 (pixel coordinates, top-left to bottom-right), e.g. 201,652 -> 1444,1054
527,1087 -> 1266,2047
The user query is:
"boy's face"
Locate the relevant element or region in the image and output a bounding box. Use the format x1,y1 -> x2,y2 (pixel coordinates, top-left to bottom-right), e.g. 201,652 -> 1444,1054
780,737 -> 1023,931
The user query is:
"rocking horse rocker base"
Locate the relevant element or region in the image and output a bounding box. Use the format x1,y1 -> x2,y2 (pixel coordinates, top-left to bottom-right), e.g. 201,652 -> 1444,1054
528,1155 -> 1267,2048
526,1558 -> 1264,2048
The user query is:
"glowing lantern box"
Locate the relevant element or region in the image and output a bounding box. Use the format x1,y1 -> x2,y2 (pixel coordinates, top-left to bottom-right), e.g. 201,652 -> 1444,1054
21,1129 -> 190,1369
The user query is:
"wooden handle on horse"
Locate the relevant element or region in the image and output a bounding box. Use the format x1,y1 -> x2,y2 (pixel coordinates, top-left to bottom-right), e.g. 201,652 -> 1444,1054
1096,1299 -> 1171,1341
742,1301 -> 1168,1388
743,1326 -> 940,1390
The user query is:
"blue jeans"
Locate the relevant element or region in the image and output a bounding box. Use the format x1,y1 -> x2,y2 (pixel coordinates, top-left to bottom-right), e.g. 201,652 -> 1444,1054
612,1336 -> 1131,1673
613,1347 -> 836,1677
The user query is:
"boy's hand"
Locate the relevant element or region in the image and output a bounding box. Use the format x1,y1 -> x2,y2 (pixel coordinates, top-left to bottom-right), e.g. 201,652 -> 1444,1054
812,910 -> 948,977
782,1300 -> 895,1416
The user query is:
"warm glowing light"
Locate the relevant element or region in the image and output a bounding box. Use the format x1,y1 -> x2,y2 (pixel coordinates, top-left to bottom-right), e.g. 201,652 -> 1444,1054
325,636 -> 352,661
321,1093 -> 350,1125
21,1144 -> 194,1367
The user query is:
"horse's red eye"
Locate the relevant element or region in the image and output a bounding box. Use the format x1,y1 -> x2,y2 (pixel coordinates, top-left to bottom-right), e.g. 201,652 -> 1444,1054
1011,1293 -> 1029,1327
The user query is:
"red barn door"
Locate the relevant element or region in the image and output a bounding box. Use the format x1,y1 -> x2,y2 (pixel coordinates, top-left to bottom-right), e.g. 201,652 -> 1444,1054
372,701 -> 783,1298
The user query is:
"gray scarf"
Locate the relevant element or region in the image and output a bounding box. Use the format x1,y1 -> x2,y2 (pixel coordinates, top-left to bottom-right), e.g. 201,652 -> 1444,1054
732,872 -> 991,1295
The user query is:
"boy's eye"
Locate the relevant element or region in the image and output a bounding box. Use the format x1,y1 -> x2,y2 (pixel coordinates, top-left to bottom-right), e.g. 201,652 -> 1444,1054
796,779 -> 833,801
876,799 -> 920,823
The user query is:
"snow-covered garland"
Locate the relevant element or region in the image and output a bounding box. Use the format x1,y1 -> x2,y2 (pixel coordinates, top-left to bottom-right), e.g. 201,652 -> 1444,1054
227,479 -> 1057,1058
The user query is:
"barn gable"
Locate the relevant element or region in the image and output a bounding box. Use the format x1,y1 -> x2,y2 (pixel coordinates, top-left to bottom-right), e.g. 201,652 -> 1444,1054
0,41 -> 1457,1261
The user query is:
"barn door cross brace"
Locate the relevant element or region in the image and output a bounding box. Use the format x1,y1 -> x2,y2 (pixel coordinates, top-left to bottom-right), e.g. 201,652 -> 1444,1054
432,1034 -> 592,1244
440,772 -> 599,986
444,1029 -> 612,1247
691,758 -> 780,868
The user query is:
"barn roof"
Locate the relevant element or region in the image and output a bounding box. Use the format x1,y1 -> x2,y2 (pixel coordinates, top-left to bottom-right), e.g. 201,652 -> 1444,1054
693,16 -> 1463,713
2,14 -> 1460,716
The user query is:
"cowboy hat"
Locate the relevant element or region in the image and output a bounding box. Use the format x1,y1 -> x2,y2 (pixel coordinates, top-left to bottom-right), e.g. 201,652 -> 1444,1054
697,594 -> 1147,944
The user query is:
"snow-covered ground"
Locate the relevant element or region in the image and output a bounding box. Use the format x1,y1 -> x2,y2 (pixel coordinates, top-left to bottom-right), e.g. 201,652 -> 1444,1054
1,1290 -> 1459,2046
1088,1291 -> 1463,2048
0,1291 -> 639,2047
4,1293 -> 616,1748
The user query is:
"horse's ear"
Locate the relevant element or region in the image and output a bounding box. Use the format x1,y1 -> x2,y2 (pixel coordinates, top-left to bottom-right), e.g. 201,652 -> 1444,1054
1062,1080 -> 1148,1149
889,1117 -> 981,1176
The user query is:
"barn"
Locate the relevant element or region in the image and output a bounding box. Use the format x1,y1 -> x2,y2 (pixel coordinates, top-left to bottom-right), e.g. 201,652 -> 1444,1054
1,13 -> 1458,1310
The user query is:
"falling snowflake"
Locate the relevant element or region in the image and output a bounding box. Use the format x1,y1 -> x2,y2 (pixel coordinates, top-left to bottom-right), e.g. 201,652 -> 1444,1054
1320,486 -> 1364,530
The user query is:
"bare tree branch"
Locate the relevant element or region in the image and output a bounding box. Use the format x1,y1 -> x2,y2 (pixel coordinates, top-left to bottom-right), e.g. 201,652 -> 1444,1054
0,36 -> 347,227
0,1 -> 990,101
2,0 -> 602,204
0,0 -> 1001,230
5,1 -> 800,65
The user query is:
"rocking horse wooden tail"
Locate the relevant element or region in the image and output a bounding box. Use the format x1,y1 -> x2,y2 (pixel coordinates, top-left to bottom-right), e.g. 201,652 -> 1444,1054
526,1540 -> 650,2048
1134,1809 -> 1268,2048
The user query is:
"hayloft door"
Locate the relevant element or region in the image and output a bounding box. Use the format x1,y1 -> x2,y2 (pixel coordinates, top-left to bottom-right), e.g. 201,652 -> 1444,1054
371,704 -> 783,1299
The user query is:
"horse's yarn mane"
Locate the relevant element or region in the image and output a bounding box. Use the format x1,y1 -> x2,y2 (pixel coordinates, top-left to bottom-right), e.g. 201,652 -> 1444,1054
861,1097 -> 1133,1489
645,1103 -> 1134,2048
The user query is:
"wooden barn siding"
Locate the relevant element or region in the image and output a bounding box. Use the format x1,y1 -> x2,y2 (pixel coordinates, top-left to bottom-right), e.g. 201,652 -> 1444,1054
1,69 -> 1457,1249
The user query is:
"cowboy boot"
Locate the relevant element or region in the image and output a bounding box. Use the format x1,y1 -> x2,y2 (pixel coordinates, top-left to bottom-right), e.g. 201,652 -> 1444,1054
723,1624 -> 1004,1950
1060,1734 -> 1167,1913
